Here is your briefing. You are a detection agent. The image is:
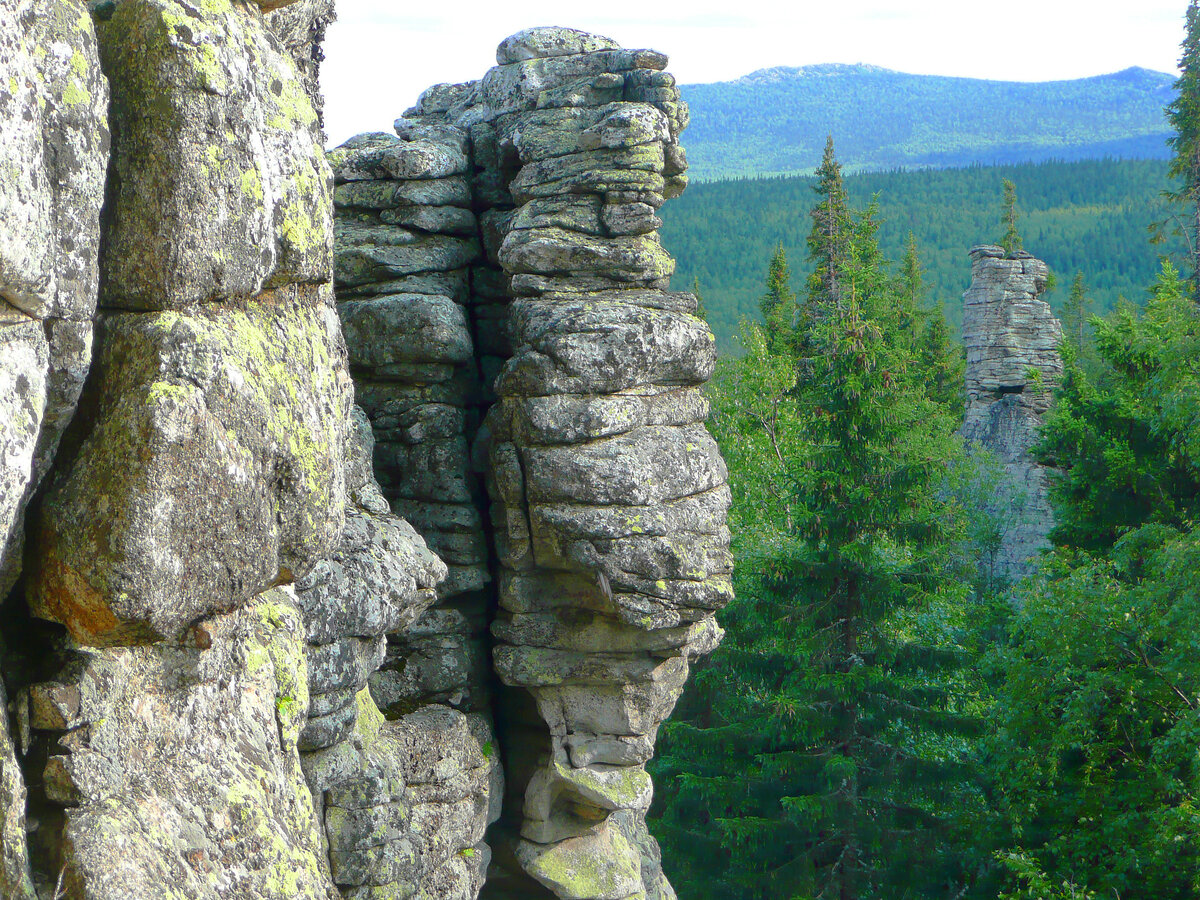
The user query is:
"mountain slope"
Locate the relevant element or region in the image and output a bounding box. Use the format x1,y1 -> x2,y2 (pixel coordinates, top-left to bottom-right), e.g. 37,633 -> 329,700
681,65 -> 1175,180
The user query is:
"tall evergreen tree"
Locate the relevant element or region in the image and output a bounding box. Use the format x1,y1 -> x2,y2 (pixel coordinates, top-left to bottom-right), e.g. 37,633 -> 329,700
1162,0 -> 1200,300
991,259 -> 1200,898
759,243 -> 796,352
900,230 -> 924,314
692,275 -> 709,321
1000,179 -> 1022,255
806,136 -> 853,321
1061,271 -> 1092,354
651,204 -> 985,900
899,231 -> 965,417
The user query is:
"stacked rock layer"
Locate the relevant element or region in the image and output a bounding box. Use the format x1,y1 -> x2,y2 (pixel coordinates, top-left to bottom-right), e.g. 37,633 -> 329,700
960,245 -> 1064,584
0,11 -> 730,900
330,25 -> 733,900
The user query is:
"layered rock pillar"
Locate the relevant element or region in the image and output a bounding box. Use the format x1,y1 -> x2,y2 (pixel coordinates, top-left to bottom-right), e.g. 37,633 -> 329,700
5,2 -> 502,898
331,26 -> 734,900
960,245 -> 1063,583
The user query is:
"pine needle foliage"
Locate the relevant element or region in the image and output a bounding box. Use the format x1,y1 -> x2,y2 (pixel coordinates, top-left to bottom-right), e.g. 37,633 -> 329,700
651,144 -> 988,900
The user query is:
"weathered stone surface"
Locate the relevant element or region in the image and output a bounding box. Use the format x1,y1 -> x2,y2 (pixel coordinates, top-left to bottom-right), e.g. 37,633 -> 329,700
264,0 -> 337,128
313,696 -> 502,899
295,401 -> 447,751
496,27 -> 621,65
29,287 -> 352,646
0,0 -> 110,596
297,505 -> 444,646
328,132 -> 469,183
0,672 -> 34,899
334,177 -> 472,211
32,588 -> 340,899
0,322 -> 47,598
960,245 -> 1064,584
500,227 -> 673,282
329,26 -> 726,900
94,0 -> 332,309
336,225 -> 480,287
498,298 -> 714,396
340,294 -> 474,369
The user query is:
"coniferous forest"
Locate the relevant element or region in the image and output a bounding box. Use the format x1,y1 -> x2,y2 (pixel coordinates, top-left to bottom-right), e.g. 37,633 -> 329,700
647,3 -> 1200,896
663,158 -> 1171,351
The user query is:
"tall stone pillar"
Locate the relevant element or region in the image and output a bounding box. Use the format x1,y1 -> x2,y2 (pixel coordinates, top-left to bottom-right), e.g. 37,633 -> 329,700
331,26 -> 734,900
960,244 -> 1064,584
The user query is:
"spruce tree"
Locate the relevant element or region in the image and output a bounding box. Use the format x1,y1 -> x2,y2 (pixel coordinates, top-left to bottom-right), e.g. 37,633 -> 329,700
651,214 -> 985,900
1164,0 -> 1200,300
806,136 -> 853,321
1000,179 -> 1022,255
900,230 -> 924,315
900,232 -> 965,417
759,243 -> 796,352
993,259 -> 1200,897
692,275 -> 709,321
1061,271 -> 1091,354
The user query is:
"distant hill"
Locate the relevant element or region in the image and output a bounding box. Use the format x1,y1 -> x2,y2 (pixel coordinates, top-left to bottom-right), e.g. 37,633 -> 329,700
680,65 -> 1175,180
661,158 -> 1174,353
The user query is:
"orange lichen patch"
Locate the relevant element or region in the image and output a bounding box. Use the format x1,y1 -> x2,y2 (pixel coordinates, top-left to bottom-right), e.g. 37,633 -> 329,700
29,535 -> 160,648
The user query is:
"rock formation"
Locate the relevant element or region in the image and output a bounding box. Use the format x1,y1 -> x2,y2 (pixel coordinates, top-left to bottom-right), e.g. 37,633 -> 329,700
328,26 -> 731,899
0,10 -> 729,900
960,245 -> 1063,584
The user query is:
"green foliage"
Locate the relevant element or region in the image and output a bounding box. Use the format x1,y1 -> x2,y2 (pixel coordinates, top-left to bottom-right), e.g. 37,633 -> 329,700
805,136 -> 853,322
988,525 -> 1200,898
1000,179 -> 1023,255
1160,0 -> 1200,298
759,244 -> 795,352
651,153 -> 990,899
1061,272 -> 1092,354
1034,260 -> 1200,553
680,65 -> 1173,181
692,276 -> 709,321
995,852 -> 1096,900
662,158 -> 1174,352
992,250 -> 1200,899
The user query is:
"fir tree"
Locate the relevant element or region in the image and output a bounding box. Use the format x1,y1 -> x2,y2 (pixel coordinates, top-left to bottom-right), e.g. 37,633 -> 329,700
993,259 -> 1200,896
806,136 -> 853,321
900,230 -> 924,314
899,232 -> 965,417
692,275 -> 709,321
1061,271 -> 1092,354
1000,179 -> 1022,255
1162,0 -> 1200,300
759,243 -> 796,352
651,215 -> 985,900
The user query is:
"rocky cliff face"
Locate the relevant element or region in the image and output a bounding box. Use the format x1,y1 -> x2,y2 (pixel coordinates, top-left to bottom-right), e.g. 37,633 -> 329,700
960,245 -> 1063,584
0,11 -> 728,900
328,26 -> 731,900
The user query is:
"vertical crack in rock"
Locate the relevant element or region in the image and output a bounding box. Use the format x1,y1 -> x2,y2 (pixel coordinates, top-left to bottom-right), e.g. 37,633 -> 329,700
0,1 -> 110,893
0,0 -> 110,602
960,244 -> 1064,585
295,404 -> 503,900
3,8 -> 732,897
331,26 -> 733,900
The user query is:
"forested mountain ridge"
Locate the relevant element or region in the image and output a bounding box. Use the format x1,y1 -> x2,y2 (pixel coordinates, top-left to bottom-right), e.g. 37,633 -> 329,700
662,158 -> 1172,352
682,65 -> 1174,180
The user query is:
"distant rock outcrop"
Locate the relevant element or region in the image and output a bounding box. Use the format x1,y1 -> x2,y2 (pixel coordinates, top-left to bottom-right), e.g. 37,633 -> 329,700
960,245 -> 1063,585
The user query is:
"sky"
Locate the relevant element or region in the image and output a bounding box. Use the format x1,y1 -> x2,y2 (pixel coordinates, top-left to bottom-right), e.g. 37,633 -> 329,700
322,0 -> 1189,147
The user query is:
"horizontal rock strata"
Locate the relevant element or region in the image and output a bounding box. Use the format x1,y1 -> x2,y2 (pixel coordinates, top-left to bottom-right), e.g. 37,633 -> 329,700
960,244 -> 1064,584
330,25 -> 732,900
0,12 -> 730,900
